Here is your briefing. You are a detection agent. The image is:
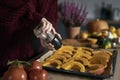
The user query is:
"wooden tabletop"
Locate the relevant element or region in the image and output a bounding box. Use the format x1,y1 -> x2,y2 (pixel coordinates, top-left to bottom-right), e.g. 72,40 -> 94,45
0,49 -> 119,80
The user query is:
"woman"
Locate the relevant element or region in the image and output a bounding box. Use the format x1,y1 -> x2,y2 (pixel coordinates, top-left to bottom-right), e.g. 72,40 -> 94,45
0,0 -> 61,76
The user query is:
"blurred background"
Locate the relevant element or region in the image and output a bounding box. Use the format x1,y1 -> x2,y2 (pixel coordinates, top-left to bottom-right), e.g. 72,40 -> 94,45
57,0 -> 120,39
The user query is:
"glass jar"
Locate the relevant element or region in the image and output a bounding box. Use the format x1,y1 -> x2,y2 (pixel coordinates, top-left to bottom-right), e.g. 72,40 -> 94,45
37,25 -> 62,50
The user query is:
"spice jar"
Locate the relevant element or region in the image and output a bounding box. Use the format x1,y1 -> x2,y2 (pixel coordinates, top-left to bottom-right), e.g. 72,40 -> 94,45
37,25 -> 62,50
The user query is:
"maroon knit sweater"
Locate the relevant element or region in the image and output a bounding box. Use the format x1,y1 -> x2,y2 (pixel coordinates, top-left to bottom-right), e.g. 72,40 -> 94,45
0,0 -> 57,76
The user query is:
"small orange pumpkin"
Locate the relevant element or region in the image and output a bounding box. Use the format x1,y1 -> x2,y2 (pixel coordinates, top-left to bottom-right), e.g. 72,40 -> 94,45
87,19 -> 109,33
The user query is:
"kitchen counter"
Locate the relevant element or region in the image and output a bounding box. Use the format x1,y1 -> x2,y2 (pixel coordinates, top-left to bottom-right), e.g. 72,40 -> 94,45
0,48 -> 120,80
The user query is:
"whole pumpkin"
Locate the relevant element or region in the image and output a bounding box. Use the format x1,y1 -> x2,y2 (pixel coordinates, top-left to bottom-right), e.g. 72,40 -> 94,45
87,19 -> 109,33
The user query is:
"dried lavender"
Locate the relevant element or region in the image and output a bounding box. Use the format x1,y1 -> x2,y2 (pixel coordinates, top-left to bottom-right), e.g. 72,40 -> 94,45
58,0 -> 88,27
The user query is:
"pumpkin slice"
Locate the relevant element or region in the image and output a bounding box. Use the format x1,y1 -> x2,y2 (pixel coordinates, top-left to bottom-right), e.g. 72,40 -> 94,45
93,53 -> 110,62
61,61 -> 85,72
80,49 -> 92,55
58,45 -> 74,51
92,50 -> 112,56
80,47 -> 94,52
42,60 -> 62,69
72,62 -> 86,72
46,55 -> 67,63
54,50 -> 72,59
89,56 -> 108,68
61,60 -> 74,70
73,53 -> 92,60
74,57 -> 90,66
60,53 -> 71,59
88,64 -> 105,75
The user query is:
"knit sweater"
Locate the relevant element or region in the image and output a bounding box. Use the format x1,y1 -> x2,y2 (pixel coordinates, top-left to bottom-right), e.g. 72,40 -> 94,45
0,0 -> 57,76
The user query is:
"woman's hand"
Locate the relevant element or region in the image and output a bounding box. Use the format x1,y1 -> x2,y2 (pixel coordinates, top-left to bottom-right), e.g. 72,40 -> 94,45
33,18 -> 62,50
40,18 -> 62,39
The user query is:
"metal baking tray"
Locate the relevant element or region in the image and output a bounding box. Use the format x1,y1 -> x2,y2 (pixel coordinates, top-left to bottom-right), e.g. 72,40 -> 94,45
37,50 -> 118,79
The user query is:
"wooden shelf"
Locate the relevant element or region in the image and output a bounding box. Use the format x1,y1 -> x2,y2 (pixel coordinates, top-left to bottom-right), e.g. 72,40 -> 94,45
107,20 -> 120,24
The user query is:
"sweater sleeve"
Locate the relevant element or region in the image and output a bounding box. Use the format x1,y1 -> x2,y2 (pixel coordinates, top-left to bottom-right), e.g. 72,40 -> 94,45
45,0 -> 58,31
29,0 -> 50,28
0,0 -> 57,30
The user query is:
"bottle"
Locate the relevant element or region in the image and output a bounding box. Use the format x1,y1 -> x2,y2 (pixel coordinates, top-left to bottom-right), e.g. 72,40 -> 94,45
37,26 -> 62,50
100,2 -> 107,20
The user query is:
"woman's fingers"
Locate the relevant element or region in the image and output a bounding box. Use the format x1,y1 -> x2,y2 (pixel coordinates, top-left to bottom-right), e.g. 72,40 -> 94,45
56,33 -> 62,40
41,18 -> 52,32
51,27 -> 56,34
48,43 -> 55,50
33,28 -> 41,38
40,39 -> 55,50
41,18 -> 55,33
40,39 -> 46,48
43,22 -> 52,33
46,23 -> 52,32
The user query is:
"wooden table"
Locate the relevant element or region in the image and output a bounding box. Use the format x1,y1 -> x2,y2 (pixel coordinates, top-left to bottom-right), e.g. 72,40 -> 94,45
0,49 -> 120,80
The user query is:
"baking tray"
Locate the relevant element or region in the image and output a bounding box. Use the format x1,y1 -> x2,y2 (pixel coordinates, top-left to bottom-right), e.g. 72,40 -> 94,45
37,50 -> 118,79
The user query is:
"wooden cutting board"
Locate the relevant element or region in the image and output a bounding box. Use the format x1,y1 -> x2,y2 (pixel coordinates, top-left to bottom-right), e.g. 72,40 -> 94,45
62,39 -> 91,47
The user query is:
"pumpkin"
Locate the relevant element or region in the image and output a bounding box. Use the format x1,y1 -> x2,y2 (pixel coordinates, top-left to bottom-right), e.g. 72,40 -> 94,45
87,19 -> 109,33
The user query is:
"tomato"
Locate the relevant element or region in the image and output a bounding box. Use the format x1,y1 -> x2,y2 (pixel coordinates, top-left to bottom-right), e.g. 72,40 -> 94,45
29,69 -> 48,80
3,64 -> 27,80
31,61 -> 43,70
25,61 -> 42,73
26,61 -> 48,80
